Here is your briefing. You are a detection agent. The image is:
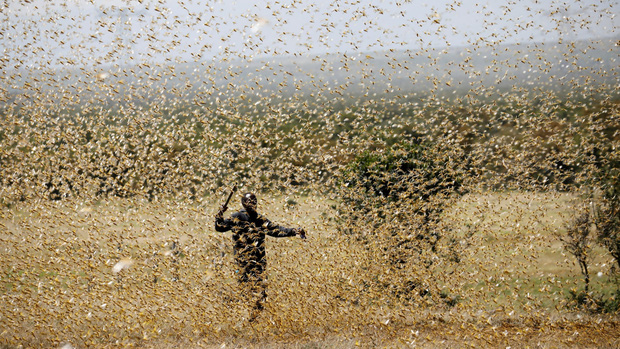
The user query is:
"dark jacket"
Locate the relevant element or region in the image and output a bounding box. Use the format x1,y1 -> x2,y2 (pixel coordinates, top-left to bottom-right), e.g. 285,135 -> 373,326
215,209 -> 296,278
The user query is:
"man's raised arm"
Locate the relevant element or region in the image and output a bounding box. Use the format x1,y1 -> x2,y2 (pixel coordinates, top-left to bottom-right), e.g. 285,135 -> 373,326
215,184 -> 237,232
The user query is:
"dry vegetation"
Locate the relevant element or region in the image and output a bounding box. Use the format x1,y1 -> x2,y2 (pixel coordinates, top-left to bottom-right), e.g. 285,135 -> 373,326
1,193 -> 619,348
1,0 -> 620,348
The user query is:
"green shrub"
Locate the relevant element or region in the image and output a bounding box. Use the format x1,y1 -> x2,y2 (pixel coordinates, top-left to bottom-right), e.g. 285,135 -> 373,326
336,139 -> 471,301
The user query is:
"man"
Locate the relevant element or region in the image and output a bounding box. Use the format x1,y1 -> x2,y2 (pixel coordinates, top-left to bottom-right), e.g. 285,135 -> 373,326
215,192 -> 306,320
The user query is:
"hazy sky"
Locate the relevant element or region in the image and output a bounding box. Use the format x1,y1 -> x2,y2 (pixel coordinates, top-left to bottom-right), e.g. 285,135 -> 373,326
2,0 -> 618,68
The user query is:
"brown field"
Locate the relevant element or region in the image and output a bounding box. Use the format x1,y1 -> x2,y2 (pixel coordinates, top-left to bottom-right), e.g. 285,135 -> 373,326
1,191 -> 618,348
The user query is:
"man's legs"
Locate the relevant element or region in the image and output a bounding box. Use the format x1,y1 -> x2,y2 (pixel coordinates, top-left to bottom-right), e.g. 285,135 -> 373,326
239,262 -> 266,321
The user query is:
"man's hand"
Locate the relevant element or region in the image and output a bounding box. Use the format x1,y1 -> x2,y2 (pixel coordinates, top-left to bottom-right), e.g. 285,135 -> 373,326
216,204 -> 227,218
296,228 -> 307,239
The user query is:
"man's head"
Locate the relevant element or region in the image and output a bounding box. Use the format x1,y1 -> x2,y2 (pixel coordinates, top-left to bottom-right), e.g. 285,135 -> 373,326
242,192 -> 257,212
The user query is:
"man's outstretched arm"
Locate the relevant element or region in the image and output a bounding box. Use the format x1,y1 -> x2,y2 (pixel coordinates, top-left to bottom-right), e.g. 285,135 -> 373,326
263,218 -> 306,239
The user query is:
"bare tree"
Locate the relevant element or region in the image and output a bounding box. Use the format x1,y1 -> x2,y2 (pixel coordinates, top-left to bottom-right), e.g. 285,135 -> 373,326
561,210 -> 593,293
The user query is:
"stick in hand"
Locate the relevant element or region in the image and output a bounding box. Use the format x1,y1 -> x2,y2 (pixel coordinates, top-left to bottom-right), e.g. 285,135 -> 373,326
219,183 -> 237,215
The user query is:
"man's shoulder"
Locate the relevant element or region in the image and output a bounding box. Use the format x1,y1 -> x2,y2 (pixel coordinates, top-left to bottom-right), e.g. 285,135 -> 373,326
231,210 -> 250,220
231,210 -> 269,223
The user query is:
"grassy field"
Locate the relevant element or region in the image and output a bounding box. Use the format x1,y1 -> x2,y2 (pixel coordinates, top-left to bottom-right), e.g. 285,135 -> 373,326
2,2 -> 618,347
1,191 -> 618,348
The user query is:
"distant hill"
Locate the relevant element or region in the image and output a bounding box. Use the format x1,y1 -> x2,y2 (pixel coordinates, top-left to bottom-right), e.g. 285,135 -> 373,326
4,36 -> 618,111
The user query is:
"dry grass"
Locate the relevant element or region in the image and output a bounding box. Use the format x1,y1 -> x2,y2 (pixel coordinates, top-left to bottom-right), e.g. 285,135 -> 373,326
1,191 -> 618,348
2,1 -> 618,347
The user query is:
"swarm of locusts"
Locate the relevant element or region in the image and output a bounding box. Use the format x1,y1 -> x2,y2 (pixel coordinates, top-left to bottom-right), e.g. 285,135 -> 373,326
1,1 -> 619,348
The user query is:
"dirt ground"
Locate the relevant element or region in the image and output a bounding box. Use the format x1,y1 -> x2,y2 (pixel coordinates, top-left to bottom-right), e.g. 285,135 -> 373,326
109,316 -> 620,348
